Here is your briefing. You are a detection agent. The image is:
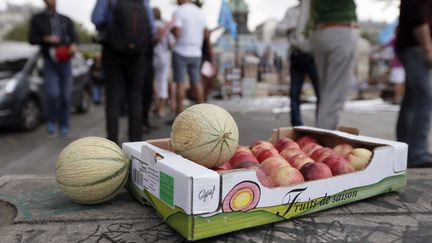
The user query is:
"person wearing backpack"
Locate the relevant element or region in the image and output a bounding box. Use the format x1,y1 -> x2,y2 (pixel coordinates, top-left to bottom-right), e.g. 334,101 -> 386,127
91,0 -> 155,144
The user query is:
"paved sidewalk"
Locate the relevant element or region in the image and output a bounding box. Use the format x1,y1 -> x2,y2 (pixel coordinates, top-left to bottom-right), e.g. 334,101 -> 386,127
0,99 -> 410,177
0,170 -> 431,242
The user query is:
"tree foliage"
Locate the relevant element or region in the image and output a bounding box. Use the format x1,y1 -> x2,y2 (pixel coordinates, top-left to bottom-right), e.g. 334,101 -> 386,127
4,19 -> 94,44
4,21 -> 29,42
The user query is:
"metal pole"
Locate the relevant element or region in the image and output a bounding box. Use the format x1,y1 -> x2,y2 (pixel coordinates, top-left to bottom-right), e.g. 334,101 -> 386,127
235,0 -> 239,68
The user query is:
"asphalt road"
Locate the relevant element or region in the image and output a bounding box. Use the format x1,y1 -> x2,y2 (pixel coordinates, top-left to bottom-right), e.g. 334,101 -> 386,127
0,98 -> 414,176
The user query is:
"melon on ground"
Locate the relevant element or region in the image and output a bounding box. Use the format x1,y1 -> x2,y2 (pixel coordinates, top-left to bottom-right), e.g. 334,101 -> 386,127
171,104 -> 239,168
55,137 -> 130,204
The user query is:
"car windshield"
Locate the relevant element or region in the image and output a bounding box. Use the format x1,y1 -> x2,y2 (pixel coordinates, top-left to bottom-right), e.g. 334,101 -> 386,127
0,58 -> 28,79
0,58 -> 28,73
0,42 -> 37,78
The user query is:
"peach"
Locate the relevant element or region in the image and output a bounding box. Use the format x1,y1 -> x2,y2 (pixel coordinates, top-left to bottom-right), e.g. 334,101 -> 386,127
271,166 -> 305,187
256,148 -> 280,162
251,144 -> 274,158
333,143 -> 354,158
233,160 -> 259,169
280,147 -> 305,161
250,140 -> 274,149
323,155 -> 355,176
300,162 -> 333,181
310,147 -> 334,163
229,150 -> 258,168
296,135 -> 318,148
248,165 -> 274,188
215,161 -> 232,172
261,156 -> 290,176
289,154 -> 315,170
347,148 -> 373,170
273,138 -> 300,152
236,145 -> 251,153
302,143 -> 323,157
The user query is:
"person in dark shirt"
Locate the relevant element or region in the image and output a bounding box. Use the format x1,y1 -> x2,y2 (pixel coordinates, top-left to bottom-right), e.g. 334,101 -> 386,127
395,0 -> 432,168
92,0 -> 155,144
28,0 -> 78,138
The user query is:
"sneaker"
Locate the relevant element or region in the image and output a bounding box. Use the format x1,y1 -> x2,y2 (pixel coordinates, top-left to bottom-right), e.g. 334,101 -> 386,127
47,122 -> 55,135
60,127 -> 70,139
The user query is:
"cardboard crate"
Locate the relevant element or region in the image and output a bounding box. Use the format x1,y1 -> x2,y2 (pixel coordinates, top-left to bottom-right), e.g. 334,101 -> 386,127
124,126 -> 407,241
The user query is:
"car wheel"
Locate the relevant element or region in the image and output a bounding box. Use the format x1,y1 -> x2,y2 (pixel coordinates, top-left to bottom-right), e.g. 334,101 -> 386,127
20,97 -> 41,130
76,89 -> 92,113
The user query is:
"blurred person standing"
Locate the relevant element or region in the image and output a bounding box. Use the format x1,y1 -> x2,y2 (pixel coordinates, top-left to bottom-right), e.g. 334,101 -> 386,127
259,46 -> 276,74
258,46 -> 275,75
195,0 -> 217,101
92,0 -> 154,144
311,0 -> 359,130
171,0 -> 207,115
152,8 -> 175,118
380,36 -> 405,104
396,0 -> 432,168
28,0 -> 78,138
276,0 -> 319,127
90,53 -> 103,105
201,28 -> 215,100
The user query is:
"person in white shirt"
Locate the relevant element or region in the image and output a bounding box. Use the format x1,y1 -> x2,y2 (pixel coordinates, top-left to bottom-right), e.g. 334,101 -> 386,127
172,0 -> 207,115
276,0 -> 320,127
153,8 -> 175,117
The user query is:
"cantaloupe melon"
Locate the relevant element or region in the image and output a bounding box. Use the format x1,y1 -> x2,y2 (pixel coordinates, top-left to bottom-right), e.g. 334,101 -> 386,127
171,104 -> 239,168
55,137 -> 130,204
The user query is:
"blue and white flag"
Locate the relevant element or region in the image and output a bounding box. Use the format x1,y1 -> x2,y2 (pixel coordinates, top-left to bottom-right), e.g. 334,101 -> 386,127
377,18 -> 399,45
218,0 -> 238,39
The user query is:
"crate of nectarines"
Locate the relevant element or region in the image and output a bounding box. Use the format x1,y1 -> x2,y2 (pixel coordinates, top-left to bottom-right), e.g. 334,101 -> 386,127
215,126 -> 407,188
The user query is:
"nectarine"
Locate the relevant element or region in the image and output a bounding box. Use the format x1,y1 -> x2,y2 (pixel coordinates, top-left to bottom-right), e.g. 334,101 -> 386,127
271,166 -> 304,187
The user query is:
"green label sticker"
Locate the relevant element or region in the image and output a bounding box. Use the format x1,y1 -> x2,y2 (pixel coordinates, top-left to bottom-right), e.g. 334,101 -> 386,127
160,172 -> 174,207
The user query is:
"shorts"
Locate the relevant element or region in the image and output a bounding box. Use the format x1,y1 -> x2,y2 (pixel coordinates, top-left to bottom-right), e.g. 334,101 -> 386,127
172,52 -> 202,84
389,67 -> 405,84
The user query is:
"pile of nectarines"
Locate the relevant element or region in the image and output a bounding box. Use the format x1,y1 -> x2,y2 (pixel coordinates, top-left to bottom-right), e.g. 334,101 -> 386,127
215,135 -> 373,188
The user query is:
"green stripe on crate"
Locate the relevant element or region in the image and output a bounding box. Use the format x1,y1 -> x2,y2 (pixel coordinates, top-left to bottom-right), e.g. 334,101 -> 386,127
298,173 -> 407,216
147,194 -> 192,238
128,173 -> 407,241
193,211 -> 284,240
191,174 -> 407,240
165,212 -> 194,239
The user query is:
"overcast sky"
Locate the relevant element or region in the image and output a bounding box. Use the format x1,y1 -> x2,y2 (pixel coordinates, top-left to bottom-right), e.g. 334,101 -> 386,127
0,0 -> 399,31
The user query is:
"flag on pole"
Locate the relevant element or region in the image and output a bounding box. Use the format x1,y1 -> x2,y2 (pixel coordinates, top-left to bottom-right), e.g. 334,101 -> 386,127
218,0 -> 238,39
377,18 -> 399,45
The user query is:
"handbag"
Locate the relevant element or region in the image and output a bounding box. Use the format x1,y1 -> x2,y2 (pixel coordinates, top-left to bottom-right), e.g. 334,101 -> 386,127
49,46 -> 72,63
201,61 -> 215,78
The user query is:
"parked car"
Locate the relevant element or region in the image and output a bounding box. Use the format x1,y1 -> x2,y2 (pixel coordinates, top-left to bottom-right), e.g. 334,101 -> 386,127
0,42 -> 92,130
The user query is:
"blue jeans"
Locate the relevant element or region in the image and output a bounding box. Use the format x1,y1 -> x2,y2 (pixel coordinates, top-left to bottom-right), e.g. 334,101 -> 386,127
397,47 -> 432,166
43,58 -> 72,129
289,52 -> 320,126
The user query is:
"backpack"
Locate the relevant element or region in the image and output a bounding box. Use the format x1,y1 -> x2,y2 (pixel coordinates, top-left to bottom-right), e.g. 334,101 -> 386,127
108,0 -> 152,56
